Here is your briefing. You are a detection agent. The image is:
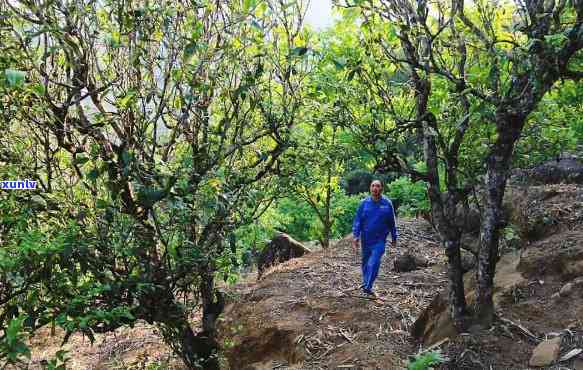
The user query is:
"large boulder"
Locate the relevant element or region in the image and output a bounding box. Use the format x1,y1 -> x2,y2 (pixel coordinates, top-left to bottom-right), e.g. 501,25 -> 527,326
454,204 -> 481,235
511,155 -> 583,186
517,230 -> 583,281
257,233 -> 311,280
504,184 -> 583,241
558,277 -> 583,298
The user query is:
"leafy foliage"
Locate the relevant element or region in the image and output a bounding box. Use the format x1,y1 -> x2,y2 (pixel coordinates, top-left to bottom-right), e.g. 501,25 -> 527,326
1,0 -> 312,367
0,316 -> 31,367
407,350 -> 447,370
386,177 -> 430,217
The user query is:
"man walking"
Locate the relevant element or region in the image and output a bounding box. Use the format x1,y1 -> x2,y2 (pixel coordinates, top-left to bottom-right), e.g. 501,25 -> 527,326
352,180 -> 398,297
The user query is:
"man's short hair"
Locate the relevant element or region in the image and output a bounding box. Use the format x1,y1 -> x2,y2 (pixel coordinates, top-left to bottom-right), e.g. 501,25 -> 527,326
371,179 -> 383,188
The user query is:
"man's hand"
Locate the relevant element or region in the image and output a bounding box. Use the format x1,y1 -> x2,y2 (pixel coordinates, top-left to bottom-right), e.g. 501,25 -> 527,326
352,238 -> 360,254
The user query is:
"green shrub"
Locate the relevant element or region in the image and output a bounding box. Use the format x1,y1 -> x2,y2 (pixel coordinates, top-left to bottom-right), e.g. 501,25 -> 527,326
385,176 -> 430,217
407,350 -> 447,370
0,316 -> 31,367
330,191 -> 364,238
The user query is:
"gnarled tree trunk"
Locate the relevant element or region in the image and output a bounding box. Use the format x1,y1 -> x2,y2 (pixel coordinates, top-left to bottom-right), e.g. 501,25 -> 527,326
476,112 -> 525,325
444,238 -> 466,329
423,113 -> 468,331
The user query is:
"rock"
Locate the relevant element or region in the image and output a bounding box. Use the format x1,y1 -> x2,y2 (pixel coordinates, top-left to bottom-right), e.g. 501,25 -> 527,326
551,292 -> 561,302
394,253 -> 418,272
257,233 -> 311,280
413,253 -> 527,346
427,196 -> 481,234
410,291 -> 457,345
559,277 -> 583,297
529,337 -> 561,367
394,253 -> 429,272
559,348 -> 582,362
456,206 -> 481,234
413,255 -> 429,268
560,282 -> 574,297
510,155 -> 583,185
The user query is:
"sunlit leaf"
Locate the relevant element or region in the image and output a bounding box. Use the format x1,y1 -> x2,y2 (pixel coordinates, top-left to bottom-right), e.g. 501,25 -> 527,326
5,69 -> 26,87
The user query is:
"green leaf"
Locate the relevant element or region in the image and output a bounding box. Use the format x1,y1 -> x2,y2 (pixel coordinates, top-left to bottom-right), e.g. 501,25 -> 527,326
105,32 -> 121,48
137,187 -> 167,208
32,83 -> 46,96
347,69 -> 357,81
254,62 -> 264,79
184,42 -> 197,58
250,20 -> 262,31
332,57 -> 347,70
544,33 -> 569,48
192,21 -> 204,39
121,149 -> 132,165
30,195 -> 47,209
291,47 -> 309,57
86,167 -> 102,181
118,89 -> 136,108
243,0 -> 257,12
73,155 -> 90,165
5,69 -> 26,87
95,199 -> 109,209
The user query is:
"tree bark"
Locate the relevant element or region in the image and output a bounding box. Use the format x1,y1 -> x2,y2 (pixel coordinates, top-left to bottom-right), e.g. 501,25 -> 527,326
422,113 -> 468,330
323,165 -> 332,249
200,270 -> 224,336
476,113 -> 524,325
160,314 -> 220,370
142,282 -> 220,370
444,238 -> 467,329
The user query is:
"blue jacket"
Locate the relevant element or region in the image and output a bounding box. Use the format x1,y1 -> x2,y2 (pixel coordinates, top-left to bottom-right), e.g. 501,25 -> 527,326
352,196 -> 398,247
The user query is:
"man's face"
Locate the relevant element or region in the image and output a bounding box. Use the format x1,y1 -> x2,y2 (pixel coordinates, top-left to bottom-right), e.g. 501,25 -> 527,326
370,181 -> 383,198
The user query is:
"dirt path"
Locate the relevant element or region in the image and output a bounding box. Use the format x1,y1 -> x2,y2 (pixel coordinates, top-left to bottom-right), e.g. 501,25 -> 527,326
220,218 -> 446,369
25,218 -> 442,370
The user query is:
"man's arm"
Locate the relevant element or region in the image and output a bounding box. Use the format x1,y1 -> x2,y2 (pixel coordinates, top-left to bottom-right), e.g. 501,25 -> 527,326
352,201 -> 365,247
388,201 -> 398,246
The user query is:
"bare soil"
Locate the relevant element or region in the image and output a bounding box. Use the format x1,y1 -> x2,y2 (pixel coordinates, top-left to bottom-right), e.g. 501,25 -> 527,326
26,322 -> 184,369
219,218 -> 445,369
436,184 -> 583,370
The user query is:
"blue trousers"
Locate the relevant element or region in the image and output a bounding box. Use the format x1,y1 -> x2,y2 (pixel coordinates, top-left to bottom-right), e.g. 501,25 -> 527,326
361,241 -> 386,292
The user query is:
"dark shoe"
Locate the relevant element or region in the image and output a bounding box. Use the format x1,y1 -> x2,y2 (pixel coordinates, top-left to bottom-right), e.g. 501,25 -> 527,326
363,289 -> 378,298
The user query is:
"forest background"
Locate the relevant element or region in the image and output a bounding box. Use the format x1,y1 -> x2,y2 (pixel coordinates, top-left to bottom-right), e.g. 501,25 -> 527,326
1,0 -> 582,368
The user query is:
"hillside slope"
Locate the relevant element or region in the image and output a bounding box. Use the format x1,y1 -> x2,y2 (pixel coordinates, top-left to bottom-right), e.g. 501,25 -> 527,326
219,218 -> 445,369
434,183 -> 583,370
26,182 -> 583,369
220,183 -> 583,370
